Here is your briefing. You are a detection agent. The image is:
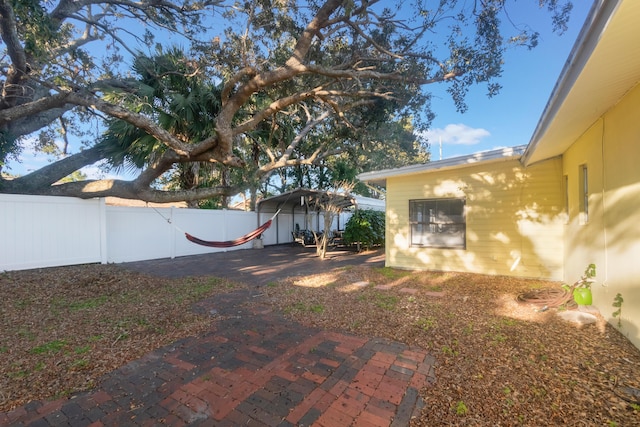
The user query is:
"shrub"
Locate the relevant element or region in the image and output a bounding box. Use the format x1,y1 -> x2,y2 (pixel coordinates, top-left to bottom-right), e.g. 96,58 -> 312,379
343,209 -> 385,249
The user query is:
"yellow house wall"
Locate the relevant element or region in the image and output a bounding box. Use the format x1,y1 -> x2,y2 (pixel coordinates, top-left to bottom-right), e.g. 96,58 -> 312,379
563,83 -> 640,348
386,157 -> 565,280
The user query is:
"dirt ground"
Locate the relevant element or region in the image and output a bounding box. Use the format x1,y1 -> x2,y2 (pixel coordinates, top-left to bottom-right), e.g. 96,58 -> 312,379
2,248 -> 640,426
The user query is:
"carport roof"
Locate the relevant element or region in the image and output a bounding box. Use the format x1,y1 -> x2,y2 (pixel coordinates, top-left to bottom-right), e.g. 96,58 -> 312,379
257,188 -> 355,213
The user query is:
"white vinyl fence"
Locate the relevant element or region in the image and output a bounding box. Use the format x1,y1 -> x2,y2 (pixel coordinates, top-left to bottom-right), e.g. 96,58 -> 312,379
0,194 -> 339,272
1,194 -> 107,271
0,194 -> 353,272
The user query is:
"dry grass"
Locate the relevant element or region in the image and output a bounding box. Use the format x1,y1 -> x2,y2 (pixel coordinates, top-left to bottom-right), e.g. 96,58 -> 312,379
0,264 -> 242,412
2,262 -> 640,426
261,265 -> 640,426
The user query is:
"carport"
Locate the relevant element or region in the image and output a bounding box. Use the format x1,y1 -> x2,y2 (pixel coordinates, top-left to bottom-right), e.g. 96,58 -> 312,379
256,188 -> 355,245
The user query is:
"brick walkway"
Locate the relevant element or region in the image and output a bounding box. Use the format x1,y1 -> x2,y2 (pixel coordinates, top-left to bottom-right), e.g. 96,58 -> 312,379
2,247 -> 435,426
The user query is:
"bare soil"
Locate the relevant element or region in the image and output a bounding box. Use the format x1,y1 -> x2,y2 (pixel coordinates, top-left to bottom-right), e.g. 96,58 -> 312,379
2,262 -> 640,426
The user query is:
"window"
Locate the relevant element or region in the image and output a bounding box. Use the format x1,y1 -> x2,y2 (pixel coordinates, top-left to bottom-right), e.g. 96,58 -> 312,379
579,165 -> 588,224
409,198 -> 466,248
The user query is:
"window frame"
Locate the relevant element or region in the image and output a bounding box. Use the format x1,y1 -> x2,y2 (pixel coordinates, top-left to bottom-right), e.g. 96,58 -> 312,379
409,198 -> 466,249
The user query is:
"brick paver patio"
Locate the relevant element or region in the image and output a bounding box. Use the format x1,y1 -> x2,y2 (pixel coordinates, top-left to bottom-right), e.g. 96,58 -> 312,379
2,247 -> 436,426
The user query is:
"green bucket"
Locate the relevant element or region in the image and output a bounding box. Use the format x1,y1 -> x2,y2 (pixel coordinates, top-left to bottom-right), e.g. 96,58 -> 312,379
573,288 -> 593,306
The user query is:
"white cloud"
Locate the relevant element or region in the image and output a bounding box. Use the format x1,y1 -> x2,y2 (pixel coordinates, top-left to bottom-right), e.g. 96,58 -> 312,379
422,123 -> 490,146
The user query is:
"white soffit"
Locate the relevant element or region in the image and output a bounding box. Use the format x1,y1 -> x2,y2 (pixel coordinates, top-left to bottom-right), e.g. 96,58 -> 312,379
523,0 -> 640,165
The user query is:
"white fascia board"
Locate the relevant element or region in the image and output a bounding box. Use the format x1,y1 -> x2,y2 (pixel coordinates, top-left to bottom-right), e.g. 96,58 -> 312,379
358,145 -> 527,186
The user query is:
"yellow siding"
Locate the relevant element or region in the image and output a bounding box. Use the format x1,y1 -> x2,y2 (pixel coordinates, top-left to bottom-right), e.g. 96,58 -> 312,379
386,157 -> 565,280
563,82 -> 640,349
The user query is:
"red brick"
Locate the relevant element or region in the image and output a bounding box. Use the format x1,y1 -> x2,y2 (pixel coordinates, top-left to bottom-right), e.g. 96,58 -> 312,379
210,397 -> 240,421
315,406 -> 355,427
410,372 -> 428,389
373,376 -> 406,406
182,381 -> 205,396
183,395 -> 209,414
200,379 -> 230,397
228,367 -> 256,381
302,370 -> 327,384
332,388 -> 369,417
351,382 -> 377,397
371,351 -> 396,366
352,369 -> 383,391
248,345 -> 273,356
37,397 -> 68,414
228,381 -> 257,400
170,388 -> 191,404
199,389 -> 224,406
6,406 -> 27,422
276,369 -> 299,382
162,413 -> 186,426
320,357 -> 341,368
291,333 -> 325,354
355,409 -> 393,426
362,360 -> 388,375
402,349 -> 427,363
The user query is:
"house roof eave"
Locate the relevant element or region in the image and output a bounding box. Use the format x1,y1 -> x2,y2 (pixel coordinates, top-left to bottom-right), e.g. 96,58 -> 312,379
357,145 -> 526,187
522,0 -> 639,166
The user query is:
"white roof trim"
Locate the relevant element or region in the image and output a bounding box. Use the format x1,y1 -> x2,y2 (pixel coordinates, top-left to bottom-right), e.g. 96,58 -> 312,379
358,145 -> 526,186
521,0 -> 623,166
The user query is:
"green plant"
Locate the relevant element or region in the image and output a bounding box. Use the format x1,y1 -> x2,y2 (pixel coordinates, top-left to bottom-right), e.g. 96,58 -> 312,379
69,295 -> 109,311
343,209 -> 385,250
377,267 -> 410,279
74,345 -> 91,355
415,316 -> 436,331
286,302 -> 324,314
612,293 -> 624,328
576,263 -> 597,289
30,340 -> 67,355
441,341 -> 459,356
372,293 -> 398,310
455,400 -> 468,416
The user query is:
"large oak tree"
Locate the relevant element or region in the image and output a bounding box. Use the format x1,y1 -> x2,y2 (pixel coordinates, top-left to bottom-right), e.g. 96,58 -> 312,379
0,0 -> 572,202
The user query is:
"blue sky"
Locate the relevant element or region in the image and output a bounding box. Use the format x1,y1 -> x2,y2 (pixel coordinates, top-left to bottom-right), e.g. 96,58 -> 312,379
423,1 -> 592,160
7,1 -> 593,178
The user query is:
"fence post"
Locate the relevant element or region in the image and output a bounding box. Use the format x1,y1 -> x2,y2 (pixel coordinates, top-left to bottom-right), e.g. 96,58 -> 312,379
170,206 -> 176,259
99,198 -> 108,264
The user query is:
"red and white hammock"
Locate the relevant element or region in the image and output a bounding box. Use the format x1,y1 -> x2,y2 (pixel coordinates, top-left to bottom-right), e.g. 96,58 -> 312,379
183,208 -> 281,248
149,204 -> 280,249
185,217 -> 273,248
